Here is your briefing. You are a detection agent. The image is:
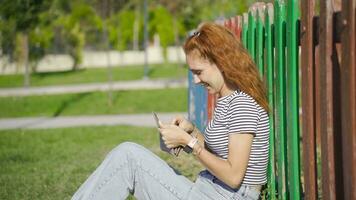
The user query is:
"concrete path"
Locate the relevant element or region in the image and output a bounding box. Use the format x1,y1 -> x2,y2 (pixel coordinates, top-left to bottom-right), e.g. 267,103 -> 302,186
0,112 -> 187,130
0,78 -> 188,97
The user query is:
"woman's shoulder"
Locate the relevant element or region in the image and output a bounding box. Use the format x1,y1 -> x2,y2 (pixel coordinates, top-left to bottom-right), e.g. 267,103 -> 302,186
228,90 -> 258,107
228,90 -> 266,116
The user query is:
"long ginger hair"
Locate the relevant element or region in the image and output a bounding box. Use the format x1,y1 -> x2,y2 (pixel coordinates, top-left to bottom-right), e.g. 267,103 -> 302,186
183,22 -> 269,113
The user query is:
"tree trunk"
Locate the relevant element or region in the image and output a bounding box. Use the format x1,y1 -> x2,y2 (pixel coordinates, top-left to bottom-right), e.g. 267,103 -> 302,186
23,32 -> 30,87
133,5 -> 140,51
101,0 -> 113,106
173,16 -> 183,67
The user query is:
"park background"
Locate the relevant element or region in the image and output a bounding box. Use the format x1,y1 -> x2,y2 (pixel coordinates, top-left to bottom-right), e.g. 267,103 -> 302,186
0,0 -> 268,199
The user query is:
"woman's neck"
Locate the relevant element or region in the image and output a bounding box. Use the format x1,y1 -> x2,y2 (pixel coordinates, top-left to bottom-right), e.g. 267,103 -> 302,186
218,84 -> 235,98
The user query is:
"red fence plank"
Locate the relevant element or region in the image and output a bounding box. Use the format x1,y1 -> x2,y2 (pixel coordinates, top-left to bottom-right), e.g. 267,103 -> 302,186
340,0 -> 356,199
300,0 -> 318,199
319,1 -> 344,199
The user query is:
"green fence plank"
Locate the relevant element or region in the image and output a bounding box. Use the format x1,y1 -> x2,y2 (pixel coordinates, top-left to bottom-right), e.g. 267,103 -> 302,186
265,3 -> 277,199
274,1 -> 288,199
256,7 -> 264,76
286,0 -> 301,199
242,13 -> 249,48
248,9 -> 256,60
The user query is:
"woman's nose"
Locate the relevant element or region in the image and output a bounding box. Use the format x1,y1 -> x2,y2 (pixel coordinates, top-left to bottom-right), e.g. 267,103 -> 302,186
193,75 -> 201,84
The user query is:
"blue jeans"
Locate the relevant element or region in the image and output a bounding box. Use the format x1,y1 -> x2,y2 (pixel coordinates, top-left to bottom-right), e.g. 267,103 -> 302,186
72,142 -> 261,200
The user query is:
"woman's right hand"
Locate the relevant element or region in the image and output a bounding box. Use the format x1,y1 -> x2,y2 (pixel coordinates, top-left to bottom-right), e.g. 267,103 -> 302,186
171,115 -> 195,134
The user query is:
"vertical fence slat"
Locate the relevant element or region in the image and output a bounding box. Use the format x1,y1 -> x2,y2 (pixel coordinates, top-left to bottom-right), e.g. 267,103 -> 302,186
188,72 -> 208,132
300,0 -> 317,199
286,0 -> 301,199
274,1 -> 288,199
256,4 -> 265,76
265,3 -> 277,199
248,8 -> 256,60
234,16 -> 242,38
319,1 -> 344,199
340,0 -> 356,199
207,94 -> 216,121
242,13 -> 249,48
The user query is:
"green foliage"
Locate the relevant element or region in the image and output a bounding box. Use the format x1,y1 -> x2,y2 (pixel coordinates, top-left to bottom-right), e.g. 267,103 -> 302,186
28,23 -> 54,71
70,3 -> 103,31
14,33 -> 26,67
53,3 -> 102,70
0,0 -> 52,70
108,10 -> 138,51
0,0 -> 254,64
0,18 -> 16,59
199,0 -> 250,20
67,24 -> 85,70
0,0 -> 51,32
149,5 -> 174,59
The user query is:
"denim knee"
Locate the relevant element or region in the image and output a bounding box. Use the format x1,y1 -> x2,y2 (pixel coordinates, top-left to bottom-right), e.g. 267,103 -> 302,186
110,142 -> 143,159
116,142 -> 142,152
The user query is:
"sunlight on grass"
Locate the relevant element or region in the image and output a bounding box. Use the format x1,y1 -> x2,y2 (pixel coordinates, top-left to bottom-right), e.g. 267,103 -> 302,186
0,88 -> 187,118
0,125 -> 203,200
0,63 -> 187,88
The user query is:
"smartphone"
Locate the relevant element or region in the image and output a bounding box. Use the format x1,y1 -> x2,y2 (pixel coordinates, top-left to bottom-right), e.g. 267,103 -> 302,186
153,112 -> 179,156
153,112 -> 161,128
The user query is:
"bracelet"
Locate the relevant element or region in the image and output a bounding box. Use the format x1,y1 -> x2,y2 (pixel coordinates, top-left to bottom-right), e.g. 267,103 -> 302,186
187,137 -> 198,149
192,143 -> 203,156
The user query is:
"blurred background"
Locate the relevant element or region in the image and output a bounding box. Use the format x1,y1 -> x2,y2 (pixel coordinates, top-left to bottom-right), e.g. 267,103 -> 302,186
0,1 -> 264,199
0,0 -> 255,76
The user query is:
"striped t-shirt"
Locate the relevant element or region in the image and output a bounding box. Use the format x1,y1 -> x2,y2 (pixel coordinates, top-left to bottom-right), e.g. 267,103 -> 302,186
204,90 -> 270,185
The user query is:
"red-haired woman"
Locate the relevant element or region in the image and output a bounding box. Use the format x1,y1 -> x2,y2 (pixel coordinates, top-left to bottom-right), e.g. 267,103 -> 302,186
72,22 -> 269,200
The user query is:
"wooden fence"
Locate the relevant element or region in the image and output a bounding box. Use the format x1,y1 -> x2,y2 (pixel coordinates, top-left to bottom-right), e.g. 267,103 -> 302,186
188,0 -> 355,199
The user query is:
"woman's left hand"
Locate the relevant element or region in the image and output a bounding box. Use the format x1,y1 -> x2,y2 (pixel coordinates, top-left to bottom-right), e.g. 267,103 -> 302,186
159,123 -> 191,149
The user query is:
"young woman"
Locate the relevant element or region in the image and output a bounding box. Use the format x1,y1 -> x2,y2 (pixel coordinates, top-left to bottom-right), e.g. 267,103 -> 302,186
72,22 -> 269,200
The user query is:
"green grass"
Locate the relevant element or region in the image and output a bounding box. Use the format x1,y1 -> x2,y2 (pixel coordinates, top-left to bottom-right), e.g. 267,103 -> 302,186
0,63 -> 188,88
0,126 -> 204,200
0,88 -> 187,118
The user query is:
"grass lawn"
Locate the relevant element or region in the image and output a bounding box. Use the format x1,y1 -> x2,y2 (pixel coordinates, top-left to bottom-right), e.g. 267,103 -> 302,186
0,63 -> 188,88
0,125 -> 204,200
0,88 -> 187,118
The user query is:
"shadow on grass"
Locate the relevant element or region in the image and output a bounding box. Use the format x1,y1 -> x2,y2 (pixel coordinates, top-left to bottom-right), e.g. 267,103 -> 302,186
53,92 -> 90,117
33,69 -> 86,79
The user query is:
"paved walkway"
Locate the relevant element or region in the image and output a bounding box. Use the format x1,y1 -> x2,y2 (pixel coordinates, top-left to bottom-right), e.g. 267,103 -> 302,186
0,78 -> 189,130
0,112 -> 187,130
0,78 -> 188,97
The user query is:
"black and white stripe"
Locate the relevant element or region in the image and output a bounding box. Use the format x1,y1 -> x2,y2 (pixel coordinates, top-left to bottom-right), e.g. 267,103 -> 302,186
204,90 -> 270,185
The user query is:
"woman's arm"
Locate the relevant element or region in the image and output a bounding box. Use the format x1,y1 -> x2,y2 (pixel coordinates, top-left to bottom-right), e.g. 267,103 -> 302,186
189,125 -> 205,148
163,116 -> 254,188
191,133 -> 253,188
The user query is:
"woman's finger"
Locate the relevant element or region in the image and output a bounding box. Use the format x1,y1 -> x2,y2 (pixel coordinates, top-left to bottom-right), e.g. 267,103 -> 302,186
158,120 -> 164,128
170,118 -> 178,125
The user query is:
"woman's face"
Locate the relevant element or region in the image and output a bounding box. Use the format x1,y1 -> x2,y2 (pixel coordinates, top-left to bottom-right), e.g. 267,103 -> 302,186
186,51 -> 230,97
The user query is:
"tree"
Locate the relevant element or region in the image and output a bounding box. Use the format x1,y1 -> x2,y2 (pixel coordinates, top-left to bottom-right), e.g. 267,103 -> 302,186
53,2 -> 102,71
0,0 -> 51,86
107,10 -> 137,51
156,0 -> 188,64
149,6 -> 175,61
